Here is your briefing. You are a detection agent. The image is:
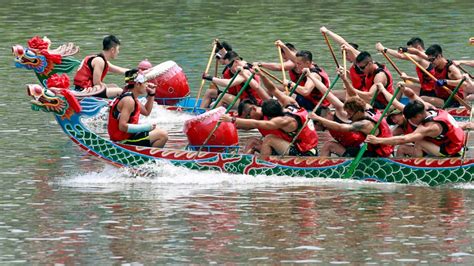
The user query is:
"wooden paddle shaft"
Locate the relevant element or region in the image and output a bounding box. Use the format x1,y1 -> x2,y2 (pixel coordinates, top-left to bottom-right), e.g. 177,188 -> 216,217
403,52 -> 471,110
342,48 -> 347,79
322,32 -> 340,68
259,67 -> 283,84
278,46 -> 288,93
382,51 -> 403,76
193,42 -> 218,109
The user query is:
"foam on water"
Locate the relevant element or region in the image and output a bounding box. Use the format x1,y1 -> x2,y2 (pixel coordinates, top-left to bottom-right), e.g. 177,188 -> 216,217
58,158 -> 404,197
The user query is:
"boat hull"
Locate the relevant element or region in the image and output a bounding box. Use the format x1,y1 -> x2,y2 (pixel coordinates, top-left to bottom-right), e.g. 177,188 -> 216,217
54,97 -> 473,186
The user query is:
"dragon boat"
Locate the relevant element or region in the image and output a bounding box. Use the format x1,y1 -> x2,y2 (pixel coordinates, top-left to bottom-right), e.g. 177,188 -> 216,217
25,81 -> 474,186
12,36 -> 472,118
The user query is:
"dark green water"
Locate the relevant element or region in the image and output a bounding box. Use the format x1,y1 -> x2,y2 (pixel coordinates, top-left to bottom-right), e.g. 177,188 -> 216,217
1,0 -> 474,264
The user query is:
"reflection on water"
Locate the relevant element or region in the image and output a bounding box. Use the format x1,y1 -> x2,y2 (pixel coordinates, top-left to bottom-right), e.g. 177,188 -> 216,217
1,0 -> 474,264
2,166 -> 473,264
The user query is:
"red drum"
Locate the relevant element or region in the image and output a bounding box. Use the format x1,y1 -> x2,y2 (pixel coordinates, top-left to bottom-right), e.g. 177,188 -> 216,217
145,60 -> 190,105
183,107 -> 239,152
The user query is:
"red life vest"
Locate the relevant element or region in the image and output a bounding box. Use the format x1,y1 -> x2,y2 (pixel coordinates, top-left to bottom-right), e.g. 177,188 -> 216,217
73,54 -> 109,89
349,64 -> 365,91
401,120 -> 417,134
108,92 -> 141,141
362,63 -> 393,108
223,67 -> 263,105
433,60 -> 463,100
328,114 -> 366,147
289,65 -> 331,107
415,64 -> 436,93
421,109 -> 465,156
257,116 -> 287,137
282,106 -> 319,152
363,109 -> 394,157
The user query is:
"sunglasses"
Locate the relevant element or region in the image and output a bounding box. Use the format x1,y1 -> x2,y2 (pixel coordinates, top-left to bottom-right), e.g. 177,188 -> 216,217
427,56 -> 437,62
357,61 -> 372,71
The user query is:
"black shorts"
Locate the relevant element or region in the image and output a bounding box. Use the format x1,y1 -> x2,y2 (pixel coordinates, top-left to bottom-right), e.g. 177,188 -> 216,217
271,146 -> 318,156
420,89 -> 437,97
295,95 -> 316,111
75,85 -> 108,98
288,145 -> 318,156
121,131 -> 151,147
439,143 -> 463,157
373,101 -> 386,111
443,99 -> 461,108
342,146 -> 380,157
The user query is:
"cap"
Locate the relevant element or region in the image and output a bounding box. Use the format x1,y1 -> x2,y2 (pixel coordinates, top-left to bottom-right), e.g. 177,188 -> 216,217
386,109 -> 402,125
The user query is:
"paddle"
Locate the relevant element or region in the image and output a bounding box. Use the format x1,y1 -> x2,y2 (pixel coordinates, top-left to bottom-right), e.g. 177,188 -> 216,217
442,78 -> 466,109
277,46 -> 288,94
194,71 -> 257,158
381,50 -> 403,76
344,84 -> 402,178
288,72 -> 307,96
342,48 -> 347,79
322,32 -> 340,68
403,52 -> 471,110
281,75 -> 340,157
193,40 -> 218,111
211,69 -> 242,110
369,88 -> 379,106
259,67 -> 284,84
208,58 -> 219,91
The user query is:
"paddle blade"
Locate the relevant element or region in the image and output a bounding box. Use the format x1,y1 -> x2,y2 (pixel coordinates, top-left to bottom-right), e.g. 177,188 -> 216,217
344,143 -> 368,178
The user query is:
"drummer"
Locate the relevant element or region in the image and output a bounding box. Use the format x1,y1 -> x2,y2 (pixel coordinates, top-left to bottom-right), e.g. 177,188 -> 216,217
107,69 -> 168,147
73,35 -> 129,98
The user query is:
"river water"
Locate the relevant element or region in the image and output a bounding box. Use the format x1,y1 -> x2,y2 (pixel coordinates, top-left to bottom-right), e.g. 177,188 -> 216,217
1,0 -> 474,264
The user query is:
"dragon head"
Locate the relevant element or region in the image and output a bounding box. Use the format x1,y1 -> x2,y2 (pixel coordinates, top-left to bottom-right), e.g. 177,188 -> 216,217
27,84 -> 70,116
13,36 -> 80,87
27,84 -> 82,118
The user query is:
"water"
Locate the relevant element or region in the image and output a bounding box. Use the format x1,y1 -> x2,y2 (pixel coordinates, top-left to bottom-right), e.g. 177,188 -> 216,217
1,0 -> 474,263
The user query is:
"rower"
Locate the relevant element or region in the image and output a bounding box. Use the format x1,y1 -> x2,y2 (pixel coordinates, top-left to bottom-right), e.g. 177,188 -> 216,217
366,100 -> 465,157
107,69 -> 168,147
310,96 -> 394,157
275,41 -> 331,110
424,44 -> 464,107
349,51 -> 394,110
200,51 -> 262,109
220,99 -> 318,157
254,41 -> 298,91
375,37 -> 437,98
74,35 -> 129,98
319,26 -> 364,101
379,82 -> 435,156
302,67 -> 365,156
234,66 -> 299,154
214,40 -> 233,75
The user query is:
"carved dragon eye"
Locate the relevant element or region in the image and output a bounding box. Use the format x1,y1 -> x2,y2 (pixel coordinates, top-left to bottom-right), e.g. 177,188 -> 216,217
44,89 -> 55,97
25,49 -> 36,57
